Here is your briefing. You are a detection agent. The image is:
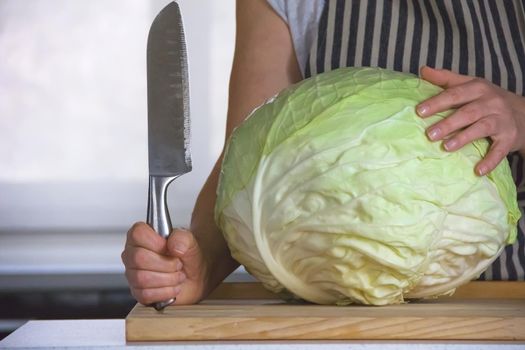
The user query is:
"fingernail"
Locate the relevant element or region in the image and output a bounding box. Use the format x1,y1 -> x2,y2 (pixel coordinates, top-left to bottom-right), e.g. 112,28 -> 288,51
417,104 -> 429,116
174,242 -> 188,255
179,273 -> 186,283
477,166 -> 487,176
176,260 -> 183,271
427,128 -> 441,140
174,286 -> 182,295
444,139 -> 457,151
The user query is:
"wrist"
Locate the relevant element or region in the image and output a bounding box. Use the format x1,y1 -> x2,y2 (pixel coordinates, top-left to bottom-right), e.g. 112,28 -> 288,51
191,226 -> 240,298
201,252 -> 239,299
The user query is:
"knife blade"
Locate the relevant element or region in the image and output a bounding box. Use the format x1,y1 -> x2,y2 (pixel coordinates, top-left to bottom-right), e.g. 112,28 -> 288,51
146,1 -> 191,311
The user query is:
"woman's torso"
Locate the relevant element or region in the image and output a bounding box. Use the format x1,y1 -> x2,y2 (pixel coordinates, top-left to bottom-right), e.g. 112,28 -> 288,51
267,0 -> 525,280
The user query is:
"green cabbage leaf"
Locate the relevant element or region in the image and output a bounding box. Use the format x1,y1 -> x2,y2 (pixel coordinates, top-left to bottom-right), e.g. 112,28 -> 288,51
215,67 -> 520,305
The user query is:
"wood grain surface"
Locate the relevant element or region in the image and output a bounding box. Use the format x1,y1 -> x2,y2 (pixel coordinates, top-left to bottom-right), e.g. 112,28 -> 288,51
206,281 -> 525,299
126,282 -> 525,341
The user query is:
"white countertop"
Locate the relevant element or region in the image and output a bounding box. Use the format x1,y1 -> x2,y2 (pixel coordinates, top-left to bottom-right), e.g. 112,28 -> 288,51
0,319 -> 523,350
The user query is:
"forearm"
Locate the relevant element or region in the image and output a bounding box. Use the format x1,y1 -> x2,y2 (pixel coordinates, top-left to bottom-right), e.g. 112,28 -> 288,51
190,156 -> 239,294
188,0 -> 302,296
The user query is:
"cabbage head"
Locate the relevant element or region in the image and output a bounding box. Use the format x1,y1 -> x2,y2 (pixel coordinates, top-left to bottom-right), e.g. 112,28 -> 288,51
215,67 -> 520,305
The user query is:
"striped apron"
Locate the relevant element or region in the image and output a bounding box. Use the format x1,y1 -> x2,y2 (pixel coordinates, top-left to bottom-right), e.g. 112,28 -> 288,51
304,0 -> 525,280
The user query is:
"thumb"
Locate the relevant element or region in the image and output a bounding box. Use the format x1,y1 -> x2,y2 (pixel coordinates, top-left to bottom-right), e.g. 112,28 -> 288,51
167,228 -> 200,259
167,229 -> 205,281
419,66 -> 472,89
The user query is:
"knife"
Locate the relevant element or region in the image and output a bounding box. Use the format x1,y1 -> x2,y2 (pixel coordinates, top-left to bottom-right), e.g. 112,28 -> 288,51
146,1 -> 191,311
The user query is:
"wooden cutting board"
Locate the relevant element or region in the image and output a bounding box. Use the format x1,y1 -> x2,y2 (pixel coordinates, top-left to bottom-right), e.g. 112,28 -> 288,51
126,281 -> 525,341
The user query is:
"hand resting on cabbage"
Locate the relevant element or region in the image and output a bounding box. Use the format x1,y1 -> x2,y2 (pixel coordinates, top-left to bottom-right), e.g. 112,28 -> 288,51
418,66 -> 525,176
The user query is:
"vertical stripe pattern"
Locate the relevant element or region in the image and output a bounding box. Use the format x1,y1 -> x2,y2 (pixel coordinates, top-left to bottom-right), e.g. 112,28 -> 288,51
306,0 -> 525,281
307,0 -> 525,95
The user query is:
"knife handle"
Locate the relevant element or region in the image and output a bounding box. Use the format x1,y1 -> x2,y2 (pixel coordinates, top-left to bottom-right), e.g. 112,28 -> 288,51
147,175 -> 177,238
147,174 -> 178,310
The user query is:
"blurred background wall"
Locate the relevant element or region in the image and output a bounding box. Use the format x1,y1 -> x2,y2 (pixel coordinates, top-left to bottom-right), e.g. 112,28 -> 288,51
0,0 -> 241,338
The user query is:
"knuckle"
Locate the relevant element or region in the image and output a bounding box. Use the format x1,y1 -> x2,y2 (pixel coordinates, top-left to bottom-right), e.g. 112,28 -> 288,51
129,222 -> 150,243
487,118 -> 498,131
129,227 -> 141,244
508,127 -> 518,141
478,118 -> 495,134
443,87 -> 462,104
472,78 -> 489,93
458,105 -> 479,124
489,95 -> 506,111
127,222 -> 140,239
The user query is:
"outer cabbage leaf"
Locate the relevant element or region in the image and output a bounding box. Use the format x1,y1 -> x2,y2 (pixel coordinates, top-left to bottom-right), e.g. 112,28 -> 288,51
215,67 -> 521,305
